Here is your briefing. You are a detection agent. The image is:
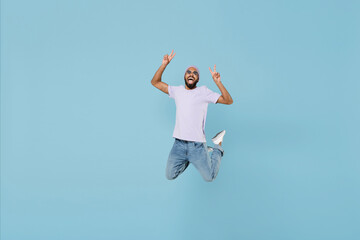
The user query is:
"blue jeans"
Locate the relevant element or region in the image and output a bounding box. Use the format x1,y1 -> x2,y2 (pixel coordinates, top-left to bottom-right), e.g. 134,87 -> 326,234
166,138 -> 224,182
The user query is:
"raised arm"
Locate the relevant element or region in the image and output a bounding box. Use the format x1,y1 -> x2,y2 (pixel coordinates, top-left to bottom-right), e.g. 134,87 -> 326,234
209,65 -> 233,105
151,50 -> 176,94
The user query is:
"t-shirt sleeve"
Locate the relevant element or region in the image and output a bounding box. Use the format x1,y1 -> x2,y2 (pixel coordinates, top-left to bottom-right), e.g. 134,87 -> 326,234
205,87 -> 221,104
168,85 -> 175,99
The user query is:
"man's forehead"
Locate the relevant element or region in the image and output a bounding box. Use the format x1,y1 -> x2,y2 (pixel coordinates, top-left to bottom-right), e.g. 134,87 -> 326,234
187,67 -> 197,71
186,66 -> 199,72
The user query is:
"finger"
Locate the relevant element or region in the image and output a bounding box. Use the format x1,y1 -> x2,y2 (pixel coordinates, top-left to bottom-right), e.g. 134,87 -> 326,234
209,67 -> 213,74
170,50 -> 176,58
214,64 -> 216,72
170,52 -> 176,60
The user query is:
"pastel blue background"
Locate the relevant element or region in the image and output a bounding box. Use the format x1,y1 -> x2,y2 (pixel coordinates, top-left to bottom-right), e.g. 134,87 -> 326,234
1,0 -> 359,239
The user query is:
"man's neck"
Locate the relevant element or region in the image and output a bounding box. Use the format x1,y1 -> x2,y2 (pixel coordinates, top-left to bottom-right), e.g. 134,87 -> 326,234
185,85 -> 197,90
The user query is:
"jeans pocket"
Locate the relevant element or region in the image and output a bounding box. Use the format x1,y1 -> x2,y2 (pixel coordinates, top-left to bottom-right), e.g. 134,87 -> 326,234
195,142 -> 205,150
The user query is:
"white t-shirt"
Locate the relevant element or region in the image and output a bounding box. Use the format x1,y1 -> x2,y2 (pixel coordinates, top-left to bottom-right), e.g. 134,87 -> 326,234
168,85 -> 221,142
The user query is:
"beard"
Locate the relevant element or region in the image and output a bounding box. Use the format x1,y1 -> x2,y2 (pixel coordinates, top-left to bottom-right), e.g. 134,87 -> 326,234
184,77 -> 199,89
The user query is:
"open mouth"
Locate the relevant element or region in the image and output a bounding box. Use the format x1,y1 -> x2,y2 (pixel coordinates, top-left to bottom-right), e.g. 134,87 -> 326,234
188,77 -> 195,84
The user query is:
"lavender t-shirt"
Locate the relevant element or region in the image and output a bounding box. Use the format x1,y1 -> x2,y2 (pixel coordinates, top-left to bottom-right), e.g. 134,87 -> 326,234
168,85 -> 221,142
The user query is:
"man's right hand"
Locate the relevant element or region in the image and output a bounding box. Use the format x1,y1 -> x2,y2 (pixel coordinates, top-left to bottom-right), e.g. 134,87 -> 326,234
162,50 -> 176,66
152,50 -> 175,95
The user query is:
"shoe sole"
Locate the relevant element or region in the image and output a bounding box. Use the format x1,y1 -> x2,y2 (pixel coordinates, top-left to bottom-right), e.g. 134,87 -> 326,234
212,130 -> 226,144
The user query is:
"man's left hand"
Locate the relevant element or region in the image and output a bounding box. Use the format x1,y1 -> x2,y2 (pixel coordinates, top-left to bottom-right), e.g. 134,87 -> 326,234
209,64 -> 221,84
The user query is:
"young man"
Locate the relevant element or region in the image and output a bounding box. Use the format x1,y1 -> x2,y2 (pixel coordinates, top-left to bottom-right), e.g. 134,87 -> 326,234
151,50 -> 233,182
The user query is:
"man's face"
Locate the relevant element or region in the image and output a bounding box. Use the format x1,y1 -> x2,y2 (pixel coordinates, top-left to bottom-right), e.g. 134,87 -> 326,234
184,67 -> 199,89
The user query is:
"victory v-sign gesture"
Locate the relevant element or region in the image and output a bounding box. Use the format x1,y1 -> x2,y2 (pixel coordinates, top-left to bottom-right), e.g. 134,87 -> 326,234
151,50 -> 177,94
209,64 -> 221,84
209,64 -> 233,105
162,50 -> 176,66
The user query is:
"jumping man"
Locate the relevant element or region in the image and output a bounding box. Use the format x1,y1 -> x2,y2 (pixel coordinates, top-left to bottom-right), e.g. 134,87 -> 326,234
151,50 -> 233,182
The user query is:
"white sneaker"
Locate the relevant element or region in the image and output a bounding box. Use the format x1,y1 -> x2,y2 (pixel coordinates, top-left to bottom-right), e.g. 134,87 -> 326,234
212,130 -> 226,145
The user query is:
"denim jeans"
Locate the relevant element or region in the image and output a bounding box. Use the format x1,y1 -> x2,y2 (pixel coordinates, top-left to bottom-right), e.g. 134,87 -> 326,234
166,138 -> 224,182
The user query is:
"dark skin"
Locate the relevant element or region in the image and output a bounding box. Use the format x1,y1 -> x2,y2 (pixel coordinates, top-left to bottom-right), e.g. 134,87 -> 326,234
151,50 -> 233,105
184,68 -> 199,90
